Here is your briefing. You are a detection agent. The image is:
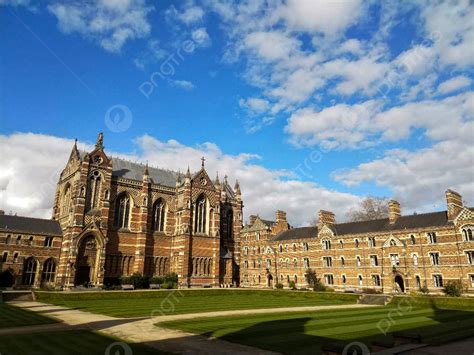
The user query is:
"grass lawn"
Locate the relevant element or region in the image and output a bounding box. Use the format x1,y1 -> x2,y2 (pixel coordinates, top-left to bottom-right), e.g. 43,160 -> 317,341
159,296 -> 474,354
35,289 -> 358,318
0,330 -> 162,355
0,303 -> 57,328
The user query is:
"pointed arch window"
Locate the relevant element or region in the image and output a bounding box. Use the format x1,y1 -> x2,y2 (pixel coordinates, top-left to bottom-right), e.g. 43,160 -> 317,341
22,257 -> 37,286
226,209 -> 233,239
152,199 -> 166,232
41,258 -> 56,283
194,194 -> 207,234
86,171 -> 101,212
114,193 -> 131,228
62,183 -> 72,215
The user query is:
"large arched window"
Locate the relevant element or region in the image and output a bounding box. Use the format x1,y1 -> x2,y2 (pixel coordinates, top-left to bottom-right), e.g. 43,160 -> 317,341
194,194 -> 207,234
62,183 -> 71,215
85,171 -> 101,212
226,210 -> 233,239
41,258 -> 56,283
114,193 -> 131,228
22,257 -> 37,286
5,235 -> 11,244
152,199 -> 166,232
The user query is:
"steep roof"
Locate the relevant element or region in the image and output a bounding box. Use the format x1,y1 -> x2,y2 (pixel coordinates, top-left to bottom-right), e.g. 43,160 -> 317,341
272,210 -> 454,242
111,158 -> 178,187
0,215 -> 62,236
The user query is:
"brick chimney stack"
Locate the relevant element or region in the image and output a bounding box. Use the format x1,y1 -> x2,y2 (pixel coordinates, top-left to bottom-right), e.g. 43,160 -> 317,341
446,189 -> 463,220
318,210 -> 335,228
388,200 -> 401,224
276,210 -> 287,223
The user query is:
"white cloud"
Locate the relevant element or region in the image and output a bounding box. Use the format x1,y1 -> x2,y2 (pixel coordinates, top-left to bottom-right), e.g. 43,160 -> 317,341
178,5 -> 204,24
281,0 -> 365,35
244,31 -> 300,61
191,27 -> 211,47
239,97 -> 270,115
0,132 -> 362,226
437,75 -> 472,95
170,79 -> 195,90
48,0 -> 153,52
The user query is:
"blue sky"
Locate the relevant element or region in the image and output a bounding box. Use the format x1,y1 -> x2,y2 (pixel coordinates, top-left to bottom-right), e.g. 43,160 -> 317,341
0,0 -> 473,225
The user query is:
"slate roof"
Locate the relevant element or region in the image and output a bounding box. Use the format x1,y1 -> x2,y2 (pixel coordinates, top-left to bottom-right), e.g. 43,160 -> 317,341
111,158 -> 178,187
0,215 -> 63,236
272,210 -> 455,242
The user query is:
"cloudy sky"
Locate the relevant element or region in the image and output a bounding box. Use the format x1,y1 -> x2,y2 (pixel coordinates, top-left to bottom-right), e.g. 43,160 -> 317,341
0,0 -> 473,225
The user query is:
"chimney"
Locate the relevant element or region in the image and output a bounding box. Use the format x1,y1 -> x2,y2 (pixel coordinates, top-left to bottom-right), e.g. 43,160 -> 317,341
446,189 -> 463,220
249,215 -> 257,225
276,210 -> 287,223
318,210 -> 335,228
388,200 -> 401,224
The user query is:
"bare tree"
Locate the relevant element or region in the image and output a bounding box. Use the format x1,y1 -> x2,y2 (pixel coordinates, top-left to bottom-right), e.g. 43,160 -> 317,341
347,196 -> 389,222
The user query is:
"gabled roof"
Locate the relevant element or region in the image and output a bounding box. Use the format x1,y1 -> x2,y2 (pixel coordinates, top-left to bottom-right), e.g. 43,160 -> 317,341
242,217 -> 276,232
0,215 -> 62,236
272,210 -> 455,242
111,158 -> 178,187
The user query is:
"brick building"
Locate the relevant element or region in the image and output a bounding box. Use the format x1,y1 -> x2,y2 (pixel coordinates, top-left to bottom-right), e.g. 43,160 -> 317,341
0,133 -> 243,288
240,190 -> 474,294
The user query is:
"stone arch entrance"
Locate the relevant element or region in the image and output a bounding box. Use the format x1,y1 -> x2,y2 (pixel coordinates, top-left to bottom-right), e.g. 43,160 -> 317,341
394,275 -> 405,293
267,274 -> 273,288
74,234 -> 100,286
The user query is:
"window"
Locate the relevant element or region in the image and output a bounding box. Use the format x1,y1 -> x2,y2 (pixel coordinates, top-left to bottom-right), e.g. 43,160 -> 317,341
13,252 -> 19,263
293,243 -> 297,251
22,257 -> 37,286
466,251 -> 474,265
303,242 -> 309,251
410,235 -> 416,245
285,244 -> 289,252
279,258 -> 283,267
244,247 -> 248,256
303,258 -> 310,269
358,275 -> 363,286
85,170 -> 102,212
256,232 -> 260,241
415,275 -> 421,289
28,236 -> 34,246
323,257 -> 332,267
390,254 -> 400,266
16,236 -> 22,245
372,275 -> 381,286
5,235 -> 11,244
342,275 -> 346,284
433,274 -> 443,288
356,256 -> 361,267
368,237 -> 376,248
390,239 -> 397,246
430,252 -> 440,266
285,258 -> 289,268
340,256 -> 345,266
194,194 -> 207,234
324,274 -> 334,285
41,258 -> 56,283
2,252 -> 7,262
413,254 -> 418,266
470,275 -> 474,288
322,240 -> 331,250
339,240 -> 344,249
427,232 -> 437,244
152,199 -> 166,232
279,244 -> 283,253
355,239 -> 359,248
293,258 -> 298,268
44,237 -> 53,248
244,260 -> 249,269
114,193 -> 131,228
463,227 -> 474,241
266,259 -> 272,269
370,255 -> 378,266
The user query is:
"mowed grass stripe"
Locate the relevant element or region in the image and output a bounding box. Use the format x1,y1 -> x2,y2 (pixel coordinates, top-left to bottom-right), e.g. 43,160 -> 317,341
0,304 -> 57,328
36,290 -> 356,317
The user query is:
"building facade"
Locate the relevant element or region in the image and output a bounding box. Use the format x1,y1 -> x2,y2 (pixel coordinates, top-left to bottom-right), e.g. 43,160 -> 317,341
0,133 -> 243,288
240,190 -> 474,294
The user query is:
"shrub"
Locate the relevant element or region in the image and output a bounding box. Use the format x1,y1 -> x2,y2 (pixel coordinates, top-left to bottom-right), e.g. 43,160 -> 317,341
120,273 -> 150,289
288,281 -> 296,290
305,269 -> 326,292
275,283 -> 284,289
164,272 -> 178,284
150,276 -> 164,285
443,280 -> 464,297
161,281 -> 178,289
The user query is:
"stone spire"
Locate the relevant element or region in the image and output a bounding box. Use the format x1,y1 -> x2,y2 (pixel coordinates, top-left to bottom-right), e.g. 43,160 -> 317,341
95,132 -> 104,150
201,156 -> 205,169
234,180 -> 241,195
70,138 -> 80,160
185,166 -> 191,184
214,172 -> 221,189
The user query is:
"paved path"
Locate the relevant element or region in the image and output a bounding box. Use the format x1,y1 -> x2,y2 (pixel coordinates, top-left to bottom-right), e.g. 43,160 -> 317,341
6,302 -> 376,354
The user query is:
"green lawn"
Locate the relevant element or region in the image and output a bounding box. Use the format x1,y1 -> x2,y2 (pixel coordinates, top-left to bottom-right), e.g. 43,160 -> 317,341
0,303 -> 58,328
159,297 -> 474,354
35,289 -> 359,318
0,330 -> 162,355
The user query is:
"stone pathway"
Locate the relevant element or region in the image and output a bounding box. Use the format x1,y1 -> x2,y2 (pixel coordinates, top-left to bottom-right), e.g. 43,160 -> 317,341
5,302 -> 376,354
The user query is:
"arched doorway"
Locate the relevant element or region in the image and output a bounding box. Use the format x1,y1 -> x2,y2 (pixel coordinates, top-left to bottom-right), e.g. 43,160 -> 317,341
267,274 -> 273,288
22,257 -> 37,286
394,275 -> 405,293
0,268 -> 15,287
75,235 -> 99,286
